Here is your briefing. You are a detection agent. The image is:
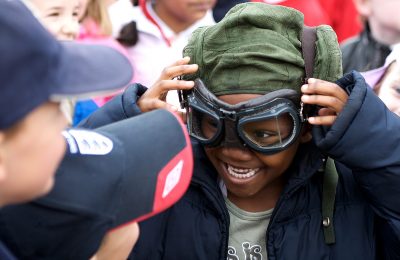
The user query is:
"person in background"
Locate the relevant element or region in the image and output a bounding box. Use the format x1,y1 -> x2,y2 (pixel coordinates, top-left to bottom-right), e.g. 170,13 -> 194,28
22,0 -> 80,124
24,0 -> 136,125
341,0 -> 400,73
109,0 -> 216,108
74,0 -> 136,125
361,44 -> 400,116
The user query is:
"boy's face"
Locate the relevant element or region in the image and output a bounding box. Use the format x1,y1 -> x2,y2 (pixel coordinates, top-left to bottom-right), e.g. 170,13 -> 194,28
29,0 -> 80,40
376,61 -> 400,116
203,94 -> 310,210
0,102 -> 67,206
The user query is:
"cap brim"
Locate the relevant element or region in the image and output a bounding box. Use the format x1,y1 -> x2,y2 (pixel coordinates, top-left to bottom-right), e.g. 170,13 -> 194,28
360,66 -> 387,89
55,109 -> 193,225
50,42 -> 133,101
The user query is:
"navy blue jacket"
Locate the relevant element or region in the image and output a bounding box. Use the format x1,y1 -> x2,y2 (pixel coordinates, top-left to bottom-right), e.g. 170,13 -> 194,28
80,72 -> 400,259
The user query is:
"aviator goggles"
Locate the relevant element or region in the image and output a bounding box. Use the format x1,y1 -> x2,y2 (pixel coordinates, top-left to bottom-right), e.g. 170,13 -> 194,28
179,79 -> 306,155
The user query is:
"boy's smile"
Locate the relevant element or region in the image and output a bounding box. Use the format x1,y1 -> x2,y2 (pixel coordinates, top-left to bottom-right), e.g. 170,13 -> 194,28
227,164 -> 260,179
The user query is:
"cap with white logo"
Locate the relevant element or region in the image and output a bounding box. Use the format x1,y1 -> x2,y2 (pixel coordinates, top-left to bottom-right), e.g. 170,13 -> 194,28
0,109 -> 193,258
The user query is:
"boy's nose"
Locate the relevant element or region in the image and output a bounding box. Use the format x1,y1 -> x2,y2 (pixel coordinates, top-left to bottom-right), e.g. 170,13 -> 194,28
220,145 -> 254,162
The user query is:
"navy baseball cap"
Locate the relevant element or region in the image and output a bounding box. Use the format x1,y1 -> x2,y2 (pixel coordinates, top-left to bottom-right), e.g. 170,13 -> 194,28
0,0 -> 133,129
0,109 -> 193,259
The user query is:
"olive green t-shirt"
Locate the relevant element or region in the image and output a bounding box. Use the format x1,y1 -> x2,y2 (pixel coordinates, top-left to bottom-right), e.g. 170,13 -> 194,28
225,198 -> 273,260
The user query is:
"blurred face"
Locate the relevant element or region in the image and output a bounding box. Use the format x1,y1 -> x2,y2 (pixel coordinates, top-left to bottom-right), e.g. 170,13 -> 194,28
357,0 -> 400,44
203,94 -> 310,211
0,102 -> 68,206
376,61 -> 400,116
29,0 -> 80,40
154,0 -> 216,33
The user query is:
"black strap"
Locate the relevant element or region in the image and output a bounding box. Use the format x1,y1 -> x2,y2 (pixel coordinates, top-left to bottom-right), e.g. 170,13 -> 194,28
301,26 -> 317,82
300,26 -> 338,245
322,157 -> 338,245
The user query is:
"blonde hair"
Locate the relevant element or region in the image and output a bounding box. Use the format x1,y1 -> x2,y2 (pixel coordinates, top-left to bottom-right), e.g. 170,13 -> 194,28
81,0 -> 112,36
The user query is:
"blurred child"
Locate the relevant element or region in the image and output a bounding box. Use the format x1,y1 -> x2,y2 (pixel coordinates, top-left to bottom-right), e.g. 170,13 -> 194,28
74,0 -> 136,125
109,0 -> 216,108
23,0 -> 80,40
23,0 -> 81,124
362,44 -> 400,116
341,0 -> 400,73
24,0 -> 135,125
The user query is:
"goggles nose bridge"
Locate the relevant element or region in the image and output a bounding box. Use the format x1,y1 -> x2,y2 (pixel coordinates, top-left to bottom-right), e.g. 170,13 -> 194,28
220,110 -> 247,149
219,108 -> 237,121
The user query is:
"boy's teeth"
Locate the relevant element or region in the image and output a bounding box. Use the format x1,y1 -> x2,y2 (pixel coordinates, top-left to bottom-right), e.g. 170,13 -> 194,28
227,165 -> 259,179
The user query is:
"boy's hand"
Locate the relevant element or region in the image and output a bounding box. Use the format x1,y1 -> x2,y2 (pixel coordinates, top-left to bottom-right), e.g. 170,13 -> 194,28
301,78 -> 348,126
137,57 -> 198,113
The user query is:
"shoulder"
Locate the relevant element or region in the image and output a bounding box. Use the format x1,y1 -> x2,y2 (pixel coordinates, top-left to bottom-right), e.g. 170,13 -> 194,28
340,34 -> 362,54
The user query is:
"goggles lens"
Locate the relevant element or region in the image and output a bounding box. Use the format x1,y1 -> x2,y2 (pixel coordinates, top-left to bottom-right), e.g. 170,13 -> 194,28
187,105 -> 221,144
239,111 -> 296,151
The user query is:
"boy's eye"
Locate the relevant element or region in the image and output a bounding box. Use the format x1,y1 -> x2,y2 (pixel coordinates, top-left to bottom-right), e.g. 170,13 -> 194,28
254,130 -> 273,139
395,87 -> 400,95
204,117 -> 218,129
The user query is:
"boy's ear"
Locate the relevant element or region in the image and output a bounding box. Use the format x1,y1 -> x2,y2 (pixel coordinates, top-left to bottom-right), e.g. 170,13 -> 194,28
299,124 -> 312,143
0,132 -> 7,182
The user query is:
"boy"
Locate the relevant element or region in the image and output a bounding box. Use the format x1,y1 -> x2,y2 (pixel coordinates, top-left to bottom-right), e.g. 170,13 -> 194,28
0,1 -> 194,259
72,3 -> 400,259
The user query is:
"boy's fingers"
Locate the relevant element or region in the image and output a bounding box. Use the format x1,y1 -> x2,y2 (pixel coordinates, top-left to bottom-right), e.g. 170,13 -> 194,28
301,79 -> 348,103
169,56 -> 191,66
140,99 -> 170,112
160,64 -> 198,80
307,115 -> 337,126
301,94 -> 345,113
318,107 -> 336,116
155,80 -> 195,92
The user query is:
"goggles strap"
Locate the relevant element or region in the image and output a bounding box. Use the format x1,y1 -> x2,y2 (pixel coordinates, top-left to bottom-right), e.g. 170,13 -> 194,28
300,26 -> 317,122
301,26 -> 317,82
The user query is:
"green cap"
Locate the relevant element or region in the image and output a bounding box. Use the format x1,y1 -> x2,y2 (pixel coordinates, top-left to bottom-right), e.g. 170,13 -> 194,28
183,3 -> 342,95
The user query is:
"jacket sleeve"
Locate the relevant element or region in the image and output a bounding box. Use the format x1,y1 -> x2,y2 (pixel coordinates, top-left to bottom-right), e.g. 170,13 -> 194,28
313,71 -> 400,253
78,83 -> 148,129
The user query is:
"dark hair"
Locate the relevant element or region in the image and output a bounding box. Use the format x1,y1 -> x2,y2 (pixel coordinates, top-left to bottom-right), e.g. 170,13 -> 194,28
117,21 -> 139,47
116,0 -> 139,47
